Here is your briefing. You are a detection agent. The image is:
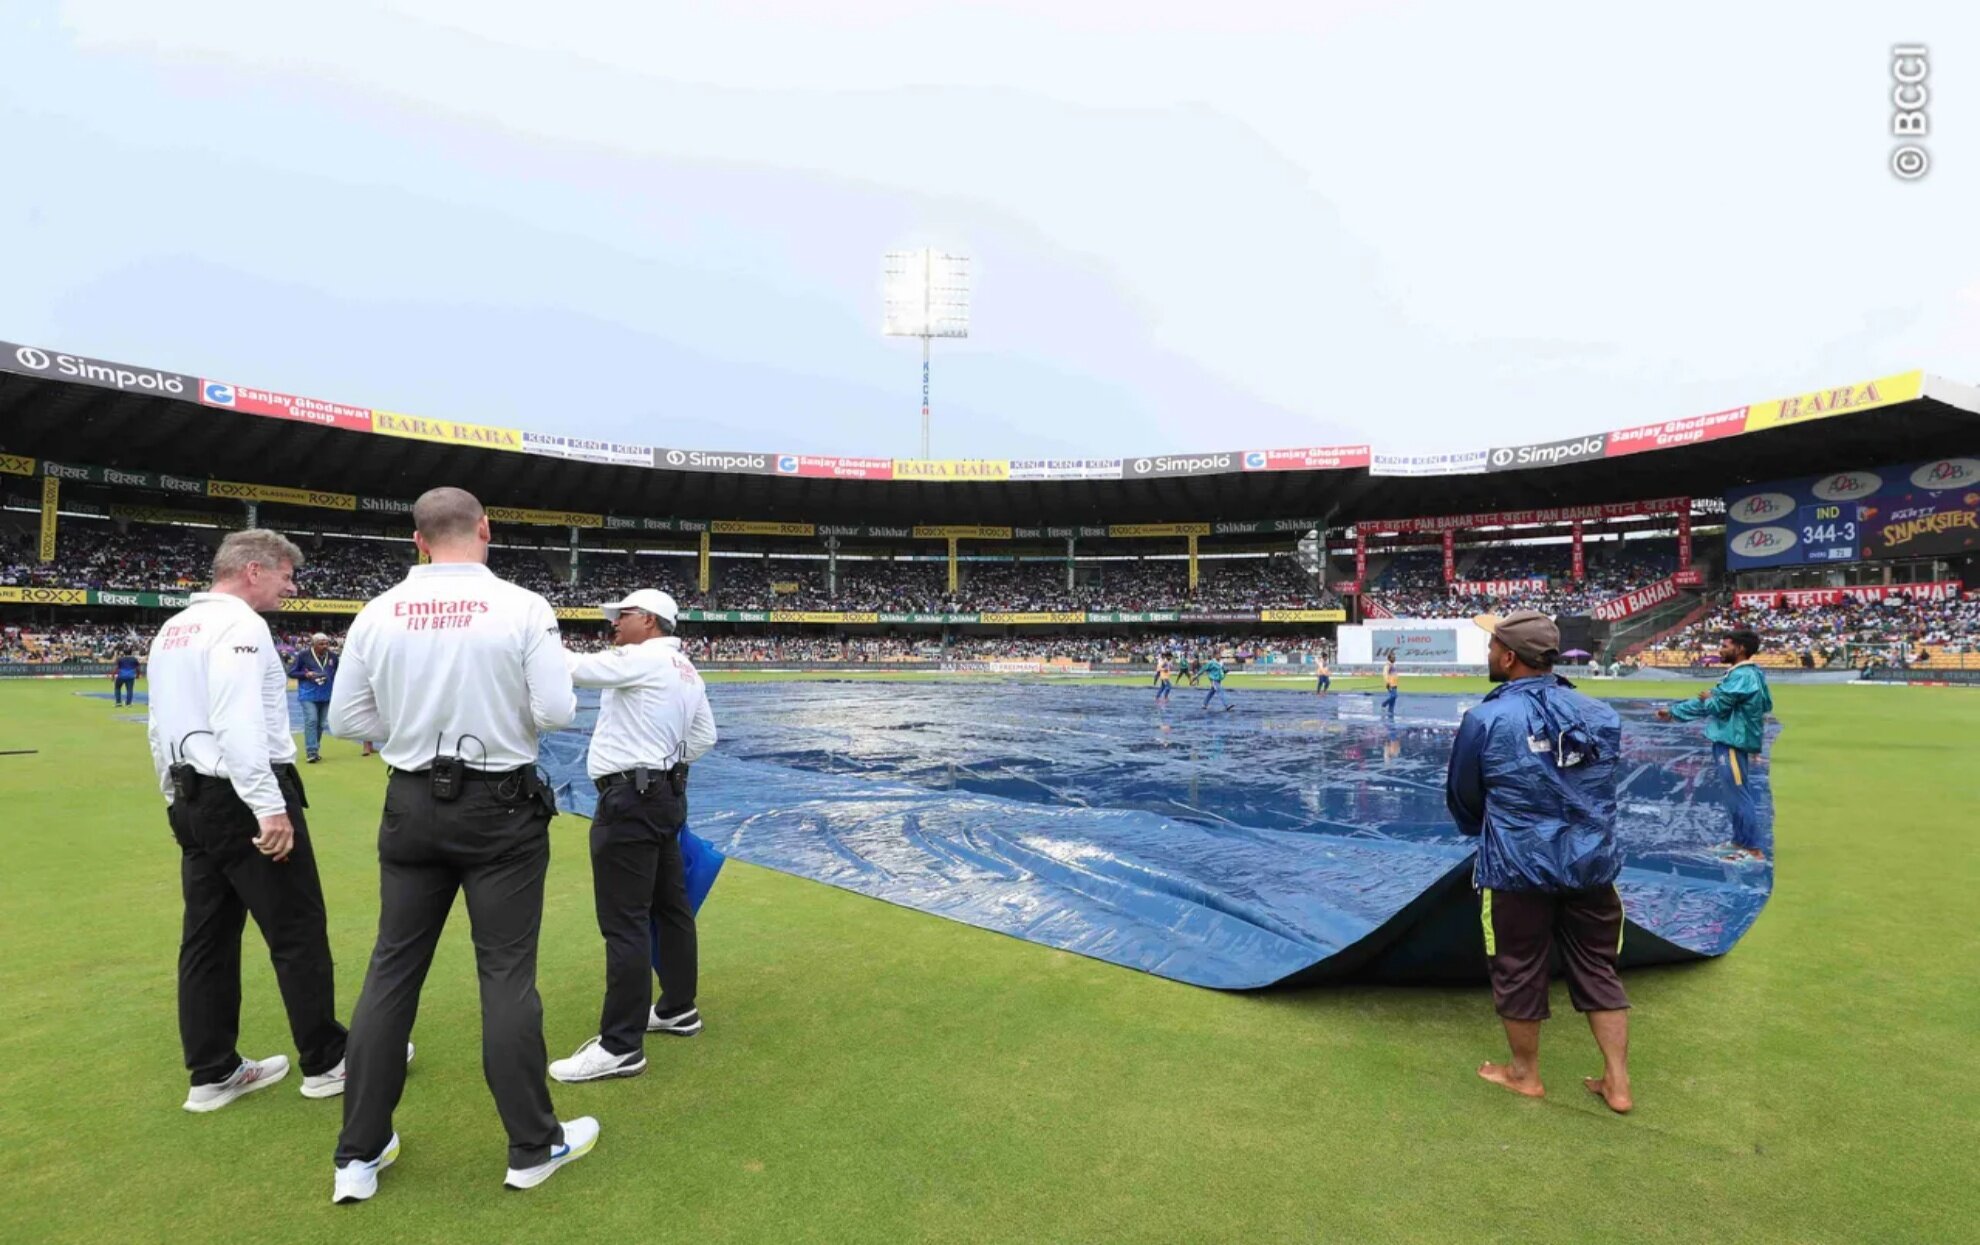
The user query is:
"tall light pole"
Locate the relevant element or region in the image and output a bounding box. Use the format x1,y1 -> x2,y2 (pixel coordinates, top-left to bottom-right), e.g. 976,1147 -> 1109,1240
884,249 -> 970,459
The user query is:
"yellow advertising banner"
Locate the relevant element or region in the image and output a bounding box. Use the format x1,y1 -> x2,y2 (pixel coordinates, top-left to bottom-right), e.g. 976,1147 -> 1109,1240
485,505 -> 604,528
555,606 -> 602,622
39,476 -> 58,563
0,452 -> 35,476
0,586 -> 89,606
276,598 -> 367,615
111,504 -> 245,530
892,460 -> 1013,482
710,520 -> 816,537
771,582 -> 801,595
912,525 -> 1015,540
768,611 -> 882,624
370,410 -> 525,452
1743,370 -> 1923,434
208,479 -> 358,511
1259,608 -> 1348,623
1109,523 -> 1212,538
978,611 -> 1089,625
698,531 -> 711,594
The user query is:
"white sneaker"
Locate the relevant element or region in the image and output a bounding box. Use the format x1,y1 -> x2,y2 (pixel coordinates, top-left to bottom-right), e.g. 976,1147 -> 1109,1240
549,1037 -> 646,1084
504,1117 -> 600,1191
302,1042 -> 416,1099
182,1055 -> 289,1112
332,1133 -> 401,1205
647,1005 -> 704,1037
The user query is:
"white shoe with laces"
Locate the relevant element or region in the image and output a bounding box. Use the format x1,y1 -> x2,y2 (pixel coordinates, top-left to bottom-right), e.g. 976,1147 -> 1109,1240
549,1037 -> 646,1084
648,1005 -> 704,1037
504,1117 -> 600,1191
301,1041 -> 415,1099
332,1133 -> 401,1205
182,1055 -> 289,1113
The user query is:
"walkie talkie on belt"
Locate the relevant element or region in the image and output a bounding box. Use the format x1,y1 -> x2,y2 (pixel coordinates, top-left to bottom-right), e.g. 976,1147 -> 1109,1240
169,730 -> 214,801
429,733 -> 487,802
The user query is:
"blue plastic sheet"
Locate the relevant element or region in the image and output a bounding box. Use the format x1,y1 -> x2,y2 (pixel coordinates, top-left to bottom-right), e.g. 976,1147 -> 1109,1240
537,683 -> 1776,990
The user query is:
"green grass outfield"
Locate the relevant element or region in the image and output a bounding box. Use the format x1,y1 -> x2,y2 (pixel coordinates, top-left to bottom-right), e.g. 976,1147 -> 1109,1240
1,674 -> 1975,1243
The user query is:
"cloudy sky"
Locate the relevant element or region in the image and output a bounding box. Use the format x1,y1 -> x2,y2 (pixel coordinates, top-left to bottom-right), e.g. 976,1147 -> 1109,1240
1,0 -> 1974,459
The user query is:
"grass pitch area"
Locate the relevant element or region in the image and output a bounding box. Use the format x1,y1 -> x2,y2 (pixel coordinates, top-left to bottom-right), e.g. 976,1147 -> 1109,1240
1,674 -> 1974,1243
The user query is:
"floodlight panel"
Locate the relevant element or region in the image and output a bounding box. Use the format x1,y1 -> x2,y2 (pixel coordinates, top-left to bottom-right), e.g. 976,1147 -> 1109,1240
883,249 -> 971,338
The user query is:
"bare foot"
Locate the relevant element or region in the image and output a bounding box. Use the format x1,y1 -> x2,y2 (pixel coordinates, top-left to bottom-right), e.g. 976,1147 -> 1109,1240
1582,1075 -> 1633,1114
1477,1061 -> 1545,1098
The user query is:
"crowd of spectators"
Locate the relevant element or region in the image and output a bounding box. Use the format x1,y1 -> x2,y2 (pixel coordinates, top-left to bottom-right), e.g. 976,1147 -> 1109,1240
1649,593 -> 1980,665
1364,542 -> 1681,620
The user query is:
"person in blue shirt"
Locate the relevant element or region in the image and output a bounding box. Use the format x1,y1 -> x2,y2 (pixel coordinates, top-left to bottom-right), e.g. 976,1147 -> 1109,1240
112,650 -> 141,706
1658,628 -> 1774,863
1202,657 -> 1234,711
287,633 -> 338,763
1446,611 -> 1633,1114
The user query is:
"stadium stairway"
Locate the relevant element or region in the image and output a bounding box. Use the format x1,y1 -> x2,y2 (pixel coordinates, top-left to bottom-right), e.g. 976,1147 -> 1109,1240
1616,592 -> 1721,659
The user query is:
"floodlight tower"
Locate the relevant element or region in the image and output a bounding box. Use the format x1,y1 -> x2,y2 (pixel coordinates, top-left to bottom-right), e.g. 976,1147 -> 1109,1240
883,249 -> 971,459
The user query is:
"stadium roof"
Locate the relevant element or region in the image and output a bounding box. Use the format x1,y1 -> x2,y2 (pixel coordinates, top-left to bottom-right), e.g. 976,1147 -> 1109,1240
3,338 -> 1977,529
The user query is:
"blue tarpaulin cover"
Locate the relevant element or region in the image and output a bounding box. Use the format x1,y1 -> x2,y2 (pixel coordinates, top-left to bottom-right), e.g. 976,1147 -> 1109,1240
485,682 -> 1777,990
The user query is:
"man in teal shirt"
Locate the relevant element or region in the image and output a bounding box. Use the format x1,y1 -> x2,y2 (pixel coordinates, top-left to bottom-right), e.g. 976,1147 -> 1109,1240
1658,628 -> 1773,862
1202,657 -> 1235,711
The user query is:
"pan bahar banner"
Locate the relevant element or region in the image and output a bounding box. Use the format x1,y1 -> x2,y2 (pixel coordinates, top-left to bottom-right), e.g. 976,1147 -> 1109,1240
1591,576 -> 1684,622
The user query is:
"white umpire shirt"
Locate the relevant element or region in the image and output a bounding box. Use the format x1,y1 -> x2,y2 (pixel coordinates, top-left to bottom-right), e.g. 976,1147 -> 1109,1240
329,562 -> 577,772
144,591 -> 295,817
569,635 -> 717,780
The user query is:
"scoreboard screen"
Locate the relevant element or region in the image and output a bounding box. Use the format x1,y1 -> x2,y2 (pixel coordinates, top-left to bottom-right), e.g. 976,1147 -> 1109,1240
1797,503 -> 1859,563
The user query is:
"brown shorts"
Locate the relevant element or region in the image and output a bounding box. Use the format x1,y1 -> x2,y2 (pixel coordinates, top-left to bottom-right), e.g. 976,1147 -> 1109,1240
1481,884 -> 1630,1021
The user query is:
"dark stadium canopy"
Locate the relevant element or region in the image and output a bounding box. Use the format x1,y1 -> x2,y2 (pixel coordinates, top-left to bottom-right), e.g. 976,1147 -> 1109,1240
3,369 -> 1977,530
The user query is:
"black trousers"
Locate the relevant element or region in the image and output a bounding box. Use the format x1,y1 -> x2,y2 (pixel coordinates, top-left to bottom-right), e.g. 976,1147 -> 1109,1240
336,769 -> 563,1169
591,779 -> 696,1057
173,765 -> 346,1086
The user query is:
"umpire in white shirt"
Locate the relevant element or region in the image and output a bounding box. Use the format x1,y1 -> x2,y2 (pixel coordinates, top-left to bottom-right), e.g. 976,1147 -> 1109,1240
550,589 -> 716,1084
325,487 -> 593,1203
144,530 -> 348,1112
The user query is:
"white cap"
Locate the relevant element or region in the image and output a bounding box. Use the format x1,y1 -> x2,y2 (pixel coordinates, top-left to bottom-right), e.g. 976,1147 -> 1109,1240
310,632 -> 330,643
599,588 -> 679,627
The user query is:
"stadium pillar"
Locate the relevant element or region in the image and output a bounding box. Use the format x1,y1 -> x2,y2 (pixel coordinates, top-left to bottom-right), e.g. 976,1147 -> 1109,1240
1066,537 -> 1075,592
244,502 -> 258,528
698,531 -> 711,594
1677,502 -> 1693,570
1354,528 -> 1367,591
1187,534 -> 1199,592
947,537 -> 959,594
568,526 -> 579,585
38,475 -> 57,563
1572,520 -> 1586,581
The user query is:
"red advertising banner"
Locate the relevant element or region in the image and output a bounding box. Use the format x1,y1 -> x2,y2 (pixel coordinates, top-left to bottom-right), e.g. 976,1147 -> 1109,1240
1362,598 -> 1393,619
776,454 -> 895,481
1442,530 -> 1455,582
198,380 -> 372,433
1592,576 -> 1683,622
1673,569 -> 1704,588
1603,407 -> 1749,458
1449,578 -> 1547,596
1355,529 -> 1368,585
1677,503 -> 1693,569
1733,580 -> 1964,608
1242,445 -> 1372,472
1364,496 -> 1689,535
1571,520 -> 1585,581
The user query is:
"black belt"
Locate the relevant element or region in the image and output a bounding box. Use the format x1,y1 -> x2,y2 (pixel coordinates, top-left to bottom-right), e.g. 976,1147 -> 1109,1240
595,769 -> 654,794
391,764 -> 532,781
